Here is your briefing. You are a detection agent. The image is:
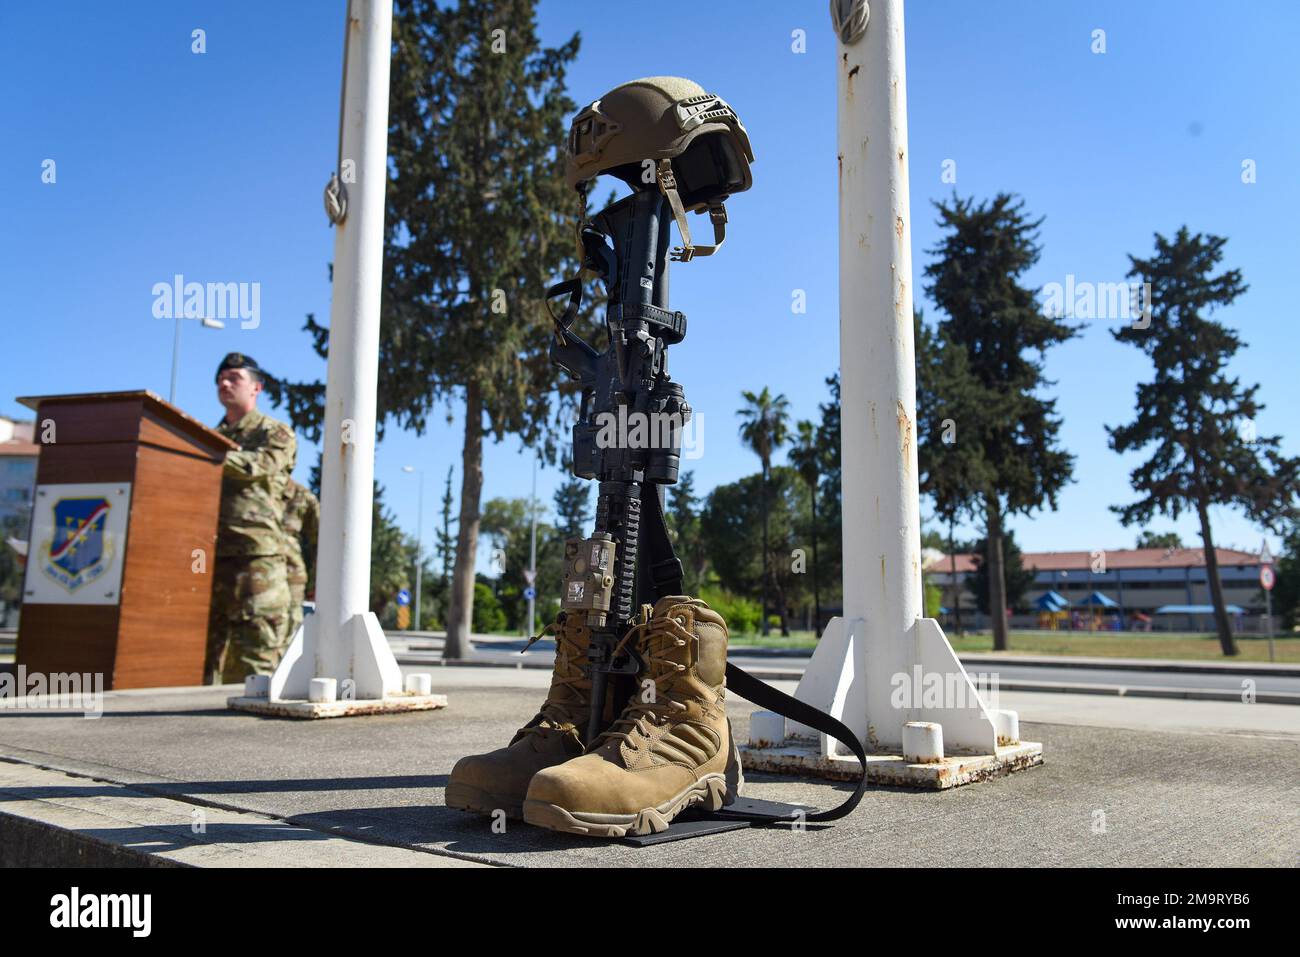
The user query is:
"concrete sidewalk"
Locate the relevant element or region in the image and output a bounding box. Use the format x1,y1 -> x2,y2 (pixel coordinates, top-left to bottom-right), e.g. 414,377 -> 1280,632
0,667 -> 1296,867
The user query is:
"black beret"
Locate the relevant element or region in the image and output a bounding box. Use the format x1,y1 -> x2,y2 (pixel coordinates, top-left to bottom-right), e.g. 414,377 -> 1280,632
215,353 -> 267,383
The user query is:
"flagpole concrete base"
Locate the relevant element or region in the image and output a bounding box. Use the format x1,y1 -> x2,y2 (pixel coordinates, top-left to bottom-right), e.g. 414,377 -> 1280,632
739,738 -> 1043,790
739,615 -> 1043,789
228,609 -> 449,720
226,692 -> 448,720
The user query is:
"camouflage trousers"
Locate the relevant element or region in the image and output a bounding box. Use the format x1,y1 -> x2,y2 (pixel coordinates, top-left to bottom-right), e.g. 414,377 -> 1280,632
206,554 -> 292,685
286,558 -> 308,640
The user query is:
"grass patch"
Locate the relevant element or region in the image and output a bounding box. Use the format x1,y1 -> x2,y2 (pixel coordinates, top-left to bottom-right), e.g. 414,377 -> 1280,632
728,631 -> 820,650
498,626 -> 1299,663
944,630 -> 1300,663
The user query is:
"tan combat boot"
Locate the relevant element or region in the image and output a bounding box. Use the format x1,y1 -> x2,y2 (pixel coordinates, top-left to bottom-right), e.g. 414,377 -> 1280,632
522,595 -> 743,837
446,610 -> 611,819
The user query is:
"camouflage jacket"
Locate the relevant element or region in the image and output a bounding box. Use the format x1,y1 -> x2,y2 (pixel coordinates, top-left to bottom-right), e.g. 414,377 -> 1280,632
215,408 -> 297,557
281,478 -> 320,582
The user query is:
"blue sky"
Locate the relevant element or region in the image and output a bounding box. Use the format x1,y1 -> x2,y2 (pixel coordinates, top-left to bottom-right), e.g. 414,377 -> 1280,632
4,0 -> 1297,568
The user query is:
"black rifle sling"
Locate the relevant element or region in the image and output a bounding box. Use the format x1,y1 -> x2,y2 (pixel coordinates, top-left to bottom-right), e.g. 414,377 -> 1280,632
722,664 -> 868,823
639,482 -> 868,823
545,277 -> 582,337
642,482 -> 686,600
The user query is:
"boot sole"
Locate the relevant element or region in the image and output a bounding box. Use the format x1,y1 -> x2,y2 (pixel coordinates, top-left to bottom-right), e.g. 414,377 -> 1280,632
522,773 -> 734,838
445,781 -> 524,820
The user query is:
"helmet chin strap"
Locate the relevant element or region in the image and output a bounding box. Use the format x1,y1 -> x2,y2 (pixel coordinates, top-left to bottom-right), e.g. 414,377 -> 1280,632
655,160 -> 727,262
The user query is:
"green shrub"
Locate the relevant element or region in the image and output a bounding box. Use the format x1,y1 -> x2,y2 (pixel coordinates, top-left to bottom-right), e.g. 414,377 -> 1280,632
538,598 -> 561,632
923,577 -> 944,618
699,586 -> 762,634
472,581 -> 507,633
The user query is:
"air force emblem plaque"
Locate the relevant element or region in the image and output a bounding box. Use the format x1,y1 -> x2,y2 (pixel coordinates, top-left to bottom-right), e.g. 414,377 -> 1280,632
25,483 -> 132,606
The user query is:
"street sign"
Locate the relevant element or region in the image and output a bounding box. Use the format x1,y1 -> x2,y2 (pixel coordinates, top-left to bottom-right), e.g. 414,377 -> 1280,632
523,569 -> 536,586
523,586 -> 536,600
396,588 -> 411,606
1260,565 -> 1275,591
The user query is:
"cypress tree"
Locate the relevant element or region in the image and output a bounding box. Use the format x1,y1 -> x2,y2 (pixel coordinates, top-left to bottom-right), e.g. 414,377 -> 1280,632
923,194 -> 1077,650
1109,227 -> 1300,655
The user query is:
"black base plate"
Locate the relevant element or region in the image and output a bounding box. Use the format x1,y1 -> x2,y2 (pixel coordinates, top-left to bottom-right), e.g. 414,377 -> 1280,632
618,797 -> 814,847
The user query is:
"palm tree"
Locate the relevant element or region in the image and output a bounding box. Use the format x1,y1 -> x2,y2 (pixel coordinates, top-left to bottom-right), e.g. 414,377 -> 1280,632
737,387 -> 790,635
788,420 -> 823,637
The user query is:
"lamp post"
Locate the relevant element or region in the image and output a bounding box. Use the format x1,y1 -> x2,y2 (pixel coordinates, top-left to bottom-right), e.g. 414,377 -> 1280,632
527,456 -> 537,639
169,316 -> 225,404
403,465 -> 424,631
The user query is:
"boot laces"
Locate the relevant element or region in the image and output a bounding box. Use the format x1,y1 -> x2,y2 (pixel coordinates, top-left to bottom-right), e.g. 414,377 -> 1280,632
593,612 -> 692,751
518,616 -> 591,734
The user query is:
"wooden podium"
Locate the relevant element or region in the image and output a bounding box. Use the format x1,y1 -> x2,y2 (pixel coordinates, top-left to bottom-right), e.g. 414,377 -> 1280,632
16,391 -> 236,689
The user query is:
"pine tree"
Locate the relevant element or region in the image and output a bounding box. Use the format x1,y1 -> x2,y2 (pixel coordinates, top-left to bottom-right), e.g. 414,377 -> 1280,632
1136,531 -> 1184,550
966,530 -> 1035,616
552,477 -> 591,540
667,469 -> 706,595
915,308 -> 993,636
369,483 -> 414,620
1274,521 -> 1300,631
924,193 -> 1077,651
1109,227 -> 1300,655
435,465 -> 456,587
814,373 -> 843,615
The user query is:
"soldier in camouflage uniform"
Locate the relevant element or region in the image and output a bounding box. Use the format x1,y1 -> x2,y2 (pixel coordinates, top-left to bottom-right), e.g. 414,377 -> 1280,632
205,353 -> 298,684
281,477 -> 320,641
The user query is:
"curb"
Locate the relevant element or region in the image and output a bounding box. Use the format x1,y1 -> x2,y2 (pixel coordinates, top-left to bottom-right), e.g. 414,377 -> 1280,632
956,653 -> 1300,677
0,758 -> 487,869
726,671 -> 1300,706
988,679 -> 1300,706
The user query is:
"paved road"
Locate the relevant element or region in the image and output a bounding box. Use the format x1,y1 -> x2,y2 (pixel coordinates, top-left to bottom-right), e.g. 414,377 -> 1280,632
388,635 -> 1300,697
4,632 -> 1296,697
953,661 -> 1296,695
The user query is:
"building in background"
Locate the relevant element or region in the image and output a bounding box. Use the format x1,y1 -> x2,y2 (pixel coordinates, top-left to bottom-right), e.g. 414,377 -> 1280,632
0,416 -> 38,531
926,547 -> 1266,633
0,416 -> 39,628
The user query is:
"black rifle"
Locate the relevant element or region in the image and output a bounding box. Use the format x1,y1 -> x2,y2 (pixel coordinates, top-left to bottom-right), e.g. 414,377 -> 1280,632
547,188 -> 692,746
546,188 -> 869,831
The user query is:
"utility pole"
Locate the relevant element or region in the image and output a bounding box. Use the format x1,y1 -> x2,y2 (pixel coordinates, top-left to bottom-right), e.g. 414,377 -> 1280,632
527,456 -> 537,639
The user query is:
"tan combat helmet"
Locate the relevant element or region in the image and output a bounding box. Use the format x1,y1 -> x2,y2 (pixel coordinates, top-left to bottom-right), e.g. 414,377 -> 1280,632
566,76 -> 754,261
